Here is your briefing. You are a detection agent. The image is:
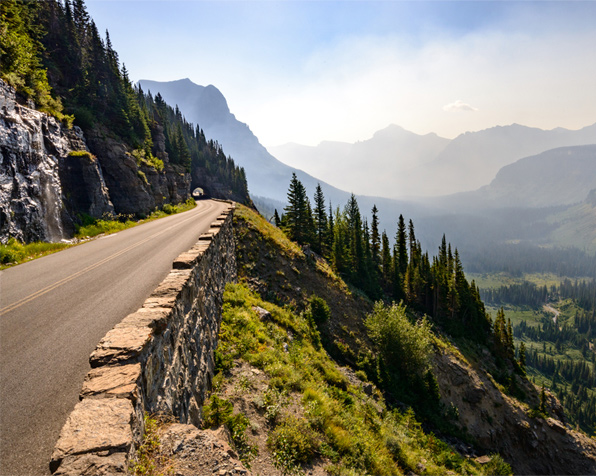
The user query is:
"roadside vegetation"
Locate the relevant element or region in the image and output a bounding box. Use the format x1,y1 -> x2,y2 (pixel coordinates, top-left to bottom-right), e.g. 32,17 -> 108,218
206,202 -> 516,475
0,199 -> 196,269
206,282 -> 510,475
129,415 -> 173,476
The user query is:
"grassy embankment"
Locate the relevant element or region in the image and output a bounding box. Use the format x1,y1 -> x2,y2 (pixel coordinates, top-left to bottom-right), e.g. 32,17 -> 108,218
196,204 -> 511,476
0,199 -> 196,269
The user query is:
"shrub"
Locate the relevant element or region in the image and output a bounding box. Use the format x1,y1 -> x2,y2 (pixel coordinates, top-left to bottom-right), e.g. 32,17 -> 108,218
162,203 -> 175,215
268,416 -> 319,475
202,395 -> 233,428
67,150 -> 95,162
307,295 -> 331,324
202,395 -> 257,464
365,301 -> 432,378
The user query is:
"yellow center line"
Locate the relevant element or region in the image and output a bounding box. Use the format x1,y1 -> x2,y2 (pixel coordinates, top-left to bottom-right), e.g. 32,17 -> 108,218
0,202 -> 217,316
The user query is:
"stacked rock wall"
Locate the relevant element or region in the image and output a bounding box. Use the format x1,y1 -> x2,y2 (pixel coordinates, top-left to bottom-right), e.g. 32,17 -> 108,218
50,204 -> 236,475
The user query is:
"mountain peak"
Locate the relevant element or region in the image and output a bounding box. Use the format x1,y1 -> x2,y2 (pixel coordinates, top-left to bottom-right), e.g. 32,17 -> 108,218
138,78 -> 231,124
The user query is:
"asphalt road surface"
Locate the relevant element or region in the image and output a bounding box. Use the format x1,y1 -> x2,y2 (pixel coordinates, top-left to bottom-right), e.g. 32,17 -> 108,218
0,199 -> 229,475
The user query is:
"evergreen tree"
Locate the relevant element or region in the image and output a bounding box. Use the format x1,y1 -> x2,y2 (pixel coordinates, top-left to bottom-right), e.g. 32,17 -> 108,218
371,205 -> 381,269
393,214 -> 408,300
519,341 -> 527,373
313,184 -> 328,255
381,231 -> 393,290
283,173 -> 311,245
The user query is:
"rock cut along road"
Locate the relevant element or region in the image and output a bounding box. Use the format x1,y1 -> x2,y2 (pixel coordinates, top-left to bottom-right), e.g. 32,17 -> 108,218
0,199 -> 230,476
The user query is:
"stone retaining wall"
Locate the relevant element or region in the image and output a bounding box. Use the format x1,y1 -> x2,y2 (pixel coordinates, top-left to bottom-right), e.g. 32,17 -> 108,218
50,203 -> 236,475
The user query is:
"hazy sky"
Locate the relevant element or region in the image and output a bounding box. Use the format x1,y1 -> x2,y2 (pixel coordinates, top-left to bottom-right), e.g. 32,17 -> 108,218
86,0 -> 596,148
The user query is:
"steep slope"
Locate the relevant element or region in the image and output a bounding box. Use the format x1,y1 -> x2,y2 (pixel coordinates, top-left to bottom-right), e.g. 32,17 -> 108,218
135,79 -> 435,250
137,79 -> 352,206
269,125 -> 449,198
229,205 -> 596,475
547,188 -> 596,252
408,123 -> 596,196
0,79 -> 114,243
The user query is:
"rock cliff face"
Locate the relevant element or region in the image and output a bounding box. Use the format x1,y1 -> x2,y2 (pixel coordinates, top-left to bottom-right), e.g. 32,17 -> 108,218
0,79 -> 113,242
435,349 -> 596,475
86,129 -> 190,216
0,79 -> 193,243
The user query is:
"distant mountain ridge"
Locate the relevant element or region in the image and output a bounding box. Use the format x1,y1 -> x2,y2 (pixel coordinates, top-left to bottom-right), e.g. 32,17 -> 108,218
270,125 -> 450,198
273,122 -> 596,198
412,123 -> 596,196
428,145 -> 596,211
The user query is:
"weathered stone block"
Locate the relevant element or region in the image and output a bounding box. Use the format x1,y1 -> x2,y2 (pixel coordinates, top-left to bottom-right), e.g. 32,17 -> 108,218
81,363 -> 142,401
173,250 -> 203,269
115,307 -> 171,333
52,452 -> 128,475
89,327 -> 152,368
50,399 -> 134,472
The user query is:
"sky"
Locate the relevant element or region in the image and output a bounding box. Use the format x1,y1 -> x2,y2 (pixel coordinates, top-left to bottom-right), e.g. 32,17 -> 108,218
86,0 -> 596,148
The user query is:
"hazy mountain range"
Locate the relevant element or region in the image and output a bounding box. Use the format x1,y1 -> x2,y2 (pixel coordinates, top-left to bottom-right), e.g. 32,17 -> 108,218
139,78 -> 596,254
426,145 -> 596,211
272,123 -> 596,198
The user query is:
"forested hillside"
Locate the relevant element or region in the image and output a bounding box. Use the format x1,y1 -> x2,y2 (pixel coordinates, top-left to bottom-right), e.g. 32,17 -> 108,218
481,278 -> 596,433
0,0 -> 250,207
277,174 -> 491,345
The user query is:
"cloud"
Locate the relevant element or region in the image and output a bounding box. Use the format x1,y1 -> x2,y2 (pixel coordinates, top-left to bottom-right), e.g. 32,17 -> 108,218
443,100 -> 478,112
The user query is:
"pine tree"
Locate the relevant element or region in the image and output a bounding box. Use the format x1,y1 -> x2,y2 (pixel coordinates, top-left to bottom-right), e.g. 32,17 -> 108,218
393,214 -> 408,300
519,341 -> 527,373
381,231 -> 393,289
313,184 -> 327,255
371,205 -> 380,269
540,385 -> 547,413
283,173 -> 310,245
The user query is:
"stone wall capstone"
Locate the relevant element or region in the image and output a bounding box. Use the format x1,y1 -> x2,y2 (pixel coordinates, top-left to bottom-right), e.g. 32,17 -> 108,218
50,203 -> 236,475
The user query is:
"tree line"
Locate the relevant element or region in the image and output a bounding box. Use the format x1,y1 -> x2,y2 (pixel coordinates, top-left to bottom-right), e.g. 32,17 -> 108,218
526,346 -> 596,433
465,242 -> 596,278
277,174 -> 493,344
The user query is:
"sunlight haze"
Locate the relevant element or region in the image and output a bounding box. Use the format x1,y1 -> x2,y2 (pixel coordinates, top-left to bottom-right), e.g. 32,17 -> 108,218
86,0 -> 596,148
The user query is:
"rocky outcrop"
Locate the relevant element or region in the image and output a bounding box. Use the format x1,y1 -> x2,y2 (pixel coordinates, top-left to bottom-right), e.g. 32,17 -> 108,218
0,79 -> 113,242
50,204 -> 236,475
86,126 -> 191,217
435,349 -> 596,475
0,78 -> 193,243
156,423 -> 250,476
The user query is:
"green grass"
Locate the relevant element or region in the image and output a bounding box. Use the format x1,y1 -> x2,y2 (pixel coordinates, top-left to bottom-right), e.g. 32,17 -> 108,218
486,306 -> 546,329
212,282 -> 511,476
1,199 -> 197,268
468,272 -> 582,290
0,238 -> 70,269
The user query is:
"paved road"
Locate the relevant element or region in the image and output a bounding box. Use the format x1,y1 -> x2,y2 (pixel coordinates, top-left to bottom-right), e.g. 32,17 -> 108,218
0,199 -> 229,476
